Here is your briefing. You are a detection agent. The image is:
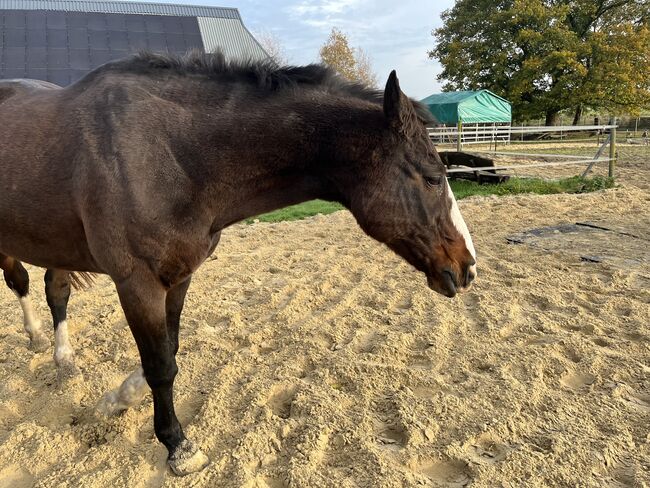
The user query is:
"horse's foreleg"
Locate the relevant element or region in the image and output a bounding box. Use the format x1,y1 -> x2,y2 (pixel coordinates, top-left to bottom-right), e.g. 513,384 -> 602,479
44,269 -> 81,382
1,254 -> 49,352
97,277 -> 192,416
114,269 -> 208,476
166,277 -> 192,355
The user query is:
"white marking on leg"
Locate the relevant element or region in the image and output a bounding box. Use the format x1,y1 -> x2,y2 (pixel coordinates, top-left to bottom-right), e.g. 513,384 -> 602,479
97,367 -> 150,416
15,292 -> 43,336
54,320 -> 75,366
446,179 -> 477,276
14,292 -> 49,352
116,367 -> 149,406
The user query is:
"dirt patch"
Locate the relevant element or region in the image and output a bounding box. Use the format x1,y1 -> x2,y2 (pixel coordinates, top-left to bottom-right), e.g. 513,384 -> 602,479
507,220 -> 650,287
0,151 -> 649,486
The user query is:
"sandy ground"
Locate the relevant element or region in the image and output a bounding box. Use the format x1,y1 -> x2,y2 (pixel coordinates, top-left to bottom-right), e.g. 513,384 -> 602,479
0,147 -> 649,487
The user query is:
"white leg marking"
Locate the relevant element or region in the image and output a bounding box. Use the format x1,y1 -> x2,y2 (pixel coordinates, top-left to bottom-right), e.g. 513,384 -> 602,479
446,179 -> 477,276
15,292 -> 43,335
96,367 -> 150,416
53,319 -> 82,383
15,292 -> 49,352
54,320 -> 75,366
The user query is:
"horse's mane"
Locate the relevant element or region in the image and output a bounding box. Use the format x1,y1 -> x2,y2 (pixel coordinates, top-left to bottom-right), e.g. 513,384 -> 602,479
98,50 -> 434,124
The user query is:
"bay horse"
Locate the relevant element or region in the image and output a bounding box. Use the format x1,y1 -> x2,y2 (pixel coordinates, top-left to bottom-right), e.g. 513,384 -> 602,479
0,52 -> 476,476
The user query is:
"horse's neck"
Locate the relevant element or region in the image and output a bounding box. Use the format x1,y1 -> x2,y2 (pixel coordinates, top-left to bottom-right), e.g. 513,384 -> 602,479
194,94 -> 384,227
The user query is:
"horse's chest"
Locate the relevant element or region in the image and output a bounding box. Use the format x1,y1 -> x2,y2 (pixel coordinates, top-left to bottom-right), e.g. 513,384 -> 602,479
156,231 -> 221,287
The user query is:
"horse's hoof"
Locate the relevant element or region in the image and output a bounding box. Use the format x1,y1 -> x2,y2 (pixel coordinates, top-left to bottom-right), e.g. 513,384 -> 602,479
96,389 -> 127,417
56,360 -> 82,387
168,440 -> 210,476
29,333 -> 50,353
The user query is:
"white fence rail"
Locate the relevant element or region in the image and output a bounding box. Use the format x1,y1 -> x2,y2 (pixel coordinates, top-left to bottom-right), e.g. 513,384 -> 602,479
436,125 -> 619,178
428,124 -> 511,145
428,124 -> 618,147
446,158 -> 615,174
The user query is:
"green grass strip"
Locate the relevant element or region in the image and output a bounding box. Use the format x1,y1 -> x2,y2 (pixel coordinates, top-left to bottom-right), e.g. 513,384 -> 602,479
246,199 -> 344,224
449,175 -> 614,200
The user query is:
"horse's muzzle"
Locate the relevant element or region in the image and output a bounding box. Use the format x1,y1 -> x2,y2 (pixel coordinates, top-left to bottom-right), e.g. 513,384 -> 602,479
427,262 -> 476,298
427,270 -> 457,298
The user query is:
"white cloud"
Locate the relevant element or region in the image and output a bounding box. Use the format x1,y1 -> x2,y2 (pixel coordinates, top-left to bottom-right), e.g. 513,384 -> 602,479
288,0 -> 367,17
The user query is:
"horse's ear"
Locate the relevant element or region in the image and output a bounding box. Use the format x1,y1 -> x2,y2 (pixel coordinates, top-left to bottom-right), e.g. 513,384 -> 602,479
383,70 -> 417,135
383,71 -> 401,121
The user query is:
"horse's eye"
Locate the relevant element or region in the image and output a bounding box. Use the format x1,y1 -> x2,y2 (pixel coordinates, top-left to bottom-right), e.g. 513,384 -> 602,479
424,176 -> 443,188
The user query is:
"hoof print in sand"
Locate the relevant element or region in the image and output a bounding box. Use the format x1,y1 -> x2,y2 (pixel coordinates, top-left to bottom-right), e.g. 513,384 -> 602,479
353,331 -> 384,354
415,458 -> 472,487
375,422 -> 408,450
267,384 -> 298,419
560,371 -> 596,390
466,434 -> 511,465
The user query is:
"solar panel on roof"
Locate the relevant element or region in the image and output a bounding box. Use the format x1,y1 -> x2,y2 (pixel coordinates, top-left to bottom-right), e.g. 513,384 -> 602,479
0,1 -> 268,84
0,9 -> 204,85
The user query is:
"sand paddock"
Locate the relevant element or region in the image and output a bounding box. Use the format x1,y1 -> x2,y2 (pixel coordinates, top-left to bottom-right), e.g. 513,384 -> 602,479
0,147 -> 648,487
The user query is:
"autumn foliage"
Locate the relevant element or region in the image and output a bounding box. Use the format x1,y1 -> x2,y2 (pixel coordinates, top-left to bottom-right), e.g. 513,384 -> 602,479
319,28 -> 378,88
430,0 -> 650,124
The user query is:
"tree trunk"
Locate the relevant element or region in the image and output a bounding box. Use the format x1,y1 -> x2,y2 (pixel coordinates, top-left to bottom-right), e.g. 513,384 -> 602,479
572,105 -> 583,126
545,110 -> 561,126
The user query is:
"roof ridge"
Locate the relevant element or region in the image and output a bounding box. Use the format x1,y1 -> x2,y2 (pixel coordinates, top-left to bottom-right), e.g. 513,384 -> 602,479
0,0 -> 241,18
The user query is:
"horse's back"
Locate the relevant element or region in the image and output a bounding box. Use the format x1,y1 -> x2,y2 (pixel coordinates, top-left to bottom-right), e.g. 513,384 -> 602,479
0,78 -> 61,104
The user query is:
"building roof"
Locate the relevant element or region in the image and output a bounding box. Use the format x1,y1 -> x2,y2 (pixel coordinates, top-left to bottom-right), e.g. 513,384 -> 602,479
0,0 -> 269,66
420,89 -> 512,125
420,90 -> 511,106
0,0 -> 240,18
0,0 -> 268,84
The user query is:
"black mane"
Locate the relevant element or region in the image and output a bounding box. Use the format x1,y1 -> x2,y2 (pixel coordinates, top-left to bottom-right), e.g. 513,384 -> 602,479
102,50 -> 434,124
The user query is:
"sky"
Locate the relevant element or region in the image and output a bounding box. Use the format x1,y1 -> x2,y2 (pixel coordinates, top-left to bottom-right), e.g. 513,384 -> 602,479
133,0 -> 456,99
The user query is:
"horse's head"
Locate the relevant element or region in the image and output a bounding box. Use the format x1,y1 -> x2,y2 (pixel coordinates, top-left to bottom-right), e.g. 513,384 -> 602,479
350,71 -> 476,298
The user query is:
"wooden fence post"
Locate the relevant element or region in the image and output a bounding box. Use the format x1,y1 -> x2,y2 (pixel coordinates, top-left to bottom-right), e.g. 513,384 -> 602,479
457,120 -> 463,152
609,118 -> 617,178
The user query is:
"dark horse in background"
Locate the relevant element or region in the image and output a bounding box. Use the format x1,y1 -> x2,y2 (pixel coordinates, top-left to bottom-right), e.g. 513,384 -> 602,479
0,52 -> 476,475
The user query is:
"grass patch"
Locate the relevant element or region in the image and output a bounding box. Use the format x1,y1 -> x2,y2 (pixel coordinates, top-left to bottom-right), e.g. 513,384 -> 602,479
246,199 -> 344,224
450,175 -> 614,200
247,176 -> 614,223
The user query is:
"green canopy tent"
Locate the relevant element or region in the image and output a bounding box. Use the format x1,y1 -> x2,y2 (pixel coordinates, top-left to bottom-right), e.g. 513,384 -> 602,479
420,90 -> 512,125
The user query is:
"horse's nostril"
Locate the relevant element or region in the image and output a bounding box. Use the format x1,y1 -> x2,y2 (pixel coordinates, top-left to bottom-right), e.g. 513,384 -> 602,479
442,268 -> 457,286
465,266 -> 476,286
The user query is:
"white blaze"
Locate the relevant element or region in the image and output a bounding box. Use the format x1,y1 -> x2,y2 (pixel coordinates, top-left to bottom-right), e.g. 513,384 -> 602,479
54,320 -> 75,365
446,179 -> 477,276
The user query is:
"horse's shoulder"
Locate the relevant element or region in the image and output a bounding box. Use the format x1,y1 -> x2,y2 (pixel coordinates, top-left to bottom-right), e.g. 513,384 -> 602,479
0,79 -> 61,104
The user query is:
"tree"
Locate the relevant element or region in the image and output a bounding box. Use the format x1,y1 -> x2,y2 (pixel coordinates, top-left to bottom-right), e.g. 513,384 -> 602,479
429,0 -> 650,124
319,28 -> 379,87
255,29 -> 289,66
355,47 -> 379,88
